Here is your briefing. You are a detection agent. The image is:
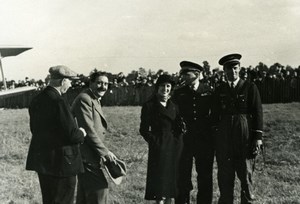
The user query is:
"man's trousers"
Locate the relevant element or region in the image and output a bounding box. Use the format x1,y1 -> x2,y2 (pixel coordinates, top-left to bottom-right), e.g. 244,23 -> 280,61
38,173 -> 76,204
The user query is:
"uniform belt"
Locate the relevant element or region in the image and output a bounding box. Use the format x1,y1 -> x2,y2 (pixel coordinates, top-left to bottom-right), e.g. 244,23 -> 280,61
220,114 -> 250,121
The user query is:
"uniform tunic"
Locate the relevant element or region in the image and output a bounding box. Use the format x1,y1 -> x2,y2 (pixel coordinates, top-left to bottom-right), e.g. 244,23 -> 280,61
212,79 -> 263,204
173,83 -> 215,204
140,96 -> 183,200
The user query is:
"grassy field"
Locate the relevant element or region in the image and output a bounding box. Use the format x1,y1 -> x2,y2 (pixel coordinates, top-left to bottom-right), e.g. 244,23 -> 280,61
0,103 -> 300,204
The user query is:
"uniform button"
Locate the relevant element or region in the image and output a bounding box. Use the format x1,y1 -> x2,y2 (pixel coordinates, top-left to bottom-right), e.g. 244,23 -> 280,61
194,111 -> 196,113
193,97 -> 196,100
194,117 -> 197,120
193,104 -> 196,107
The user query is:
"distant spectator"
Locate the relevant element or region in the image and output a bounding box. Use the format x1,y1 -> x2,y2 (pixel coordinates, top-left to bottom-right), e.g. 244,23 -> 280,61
118,78 -> 129,87
146,76 -> 153,86
141,78 -> 148,86
117,72 -> 126,83
111,78 -> 119,88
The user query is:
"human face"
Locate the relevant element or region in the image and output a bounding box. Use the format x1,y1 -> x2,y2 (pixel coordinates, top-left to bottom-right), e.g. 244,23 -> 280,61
224,63 -> 241,82
60,78 -> 72,94
181,71 -> 199,85
157,82 -> 172,97
90,75 -> 109,98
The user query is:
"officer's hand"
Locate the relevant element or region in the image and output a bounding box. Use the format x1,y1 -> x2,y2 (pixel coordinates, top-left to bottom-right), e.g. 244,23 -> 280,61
105,151 -> 117,162
79,127 -> 87,137
252,139 -> 263,155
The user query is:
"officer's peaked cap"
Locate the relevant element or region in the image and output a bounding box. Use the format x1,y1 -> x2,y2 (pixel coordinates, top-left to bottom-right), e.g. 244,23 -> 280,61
218,53 -> 242,66
179,61 -> 203,73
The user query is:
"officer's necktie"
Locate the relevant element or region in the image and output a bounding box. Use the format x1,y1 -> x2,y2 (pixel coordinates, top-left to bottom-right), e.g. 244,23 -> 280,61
230,81 -> 235,93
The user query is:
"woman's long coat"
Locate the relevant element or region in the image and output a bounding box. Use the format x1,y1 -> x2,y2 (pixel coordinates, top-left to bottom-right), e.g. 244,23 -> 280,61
140,96 -> 183,200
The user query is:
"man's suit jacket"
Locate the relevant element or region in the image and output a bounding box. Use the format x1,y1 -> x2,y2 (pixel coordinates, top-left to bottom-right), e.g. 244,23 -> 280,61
26,86 -> 85,177
71,89 -> 109,165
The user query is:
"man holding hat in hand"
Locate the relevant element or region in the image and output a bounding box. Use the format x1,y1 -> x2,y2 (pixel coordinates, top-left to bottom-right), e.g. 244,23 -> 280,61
26,65 -> 87,204
72,71 -> 117,204
173,61 -> 214,204
212,54 -> 263,203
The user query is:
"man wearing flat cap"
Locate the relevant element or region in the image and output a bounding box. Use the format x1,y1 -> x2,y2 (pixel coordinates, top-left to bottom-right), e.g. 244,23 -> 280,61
173,61 -> 214,204
212,54 -> 263,204
26,65 -> 87,204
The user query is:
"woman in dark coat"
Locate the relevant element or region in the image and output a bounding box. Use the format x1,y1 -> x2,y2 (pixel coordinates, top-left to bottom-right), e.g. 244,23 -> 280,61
140,74 -> 185,204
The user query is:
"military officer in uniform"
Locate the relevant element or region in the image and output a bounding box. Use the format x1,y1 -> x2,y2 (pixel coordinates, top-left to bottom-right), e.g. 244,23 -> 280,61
173,61 -> 214,204
212,54 -> 263,204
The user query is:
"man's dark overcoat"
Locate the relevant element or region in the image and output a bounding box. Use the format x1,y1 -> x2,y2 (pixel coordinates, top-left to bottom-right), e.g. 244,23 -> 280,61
26,86 -> 85,177
140,96 -> 183,200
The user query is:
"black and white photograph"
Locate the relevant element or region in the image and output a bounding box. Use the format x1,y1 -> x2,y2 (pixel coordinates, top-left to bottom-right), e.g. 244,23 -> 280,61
0,0 -> 299,203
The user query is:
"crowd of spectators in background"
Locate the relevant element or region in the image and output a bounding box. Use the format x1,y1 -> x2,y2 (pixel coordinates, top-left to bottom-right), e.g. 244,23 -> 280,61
1,62 -> 300,104
70,63 -> 300,92
1,77 -> 47,91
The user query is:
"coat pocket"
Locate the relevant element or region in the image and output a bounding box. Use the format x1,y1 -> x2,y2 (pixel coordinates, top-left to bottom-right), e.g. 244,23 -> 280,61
63,145 -> 79,164
59,145 -> 84,176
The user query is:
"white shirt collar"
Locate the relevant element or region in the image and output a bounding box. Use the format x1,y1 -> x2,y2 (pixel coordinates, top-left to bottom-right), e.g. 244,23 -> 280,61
228,77 -> 240,88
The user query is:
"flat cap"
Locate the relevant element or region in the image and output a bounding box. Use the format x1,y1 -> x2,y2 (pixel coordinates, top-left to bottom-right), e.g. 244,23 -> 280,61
49,65 -> 79,79
179,61 -> 203,73
218,53 -> 242,66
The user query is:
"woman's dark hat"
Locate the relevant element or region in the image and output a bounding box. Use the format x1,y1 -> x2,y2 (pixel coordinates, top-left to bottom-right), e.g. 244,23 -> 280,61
155,74 -> 175,87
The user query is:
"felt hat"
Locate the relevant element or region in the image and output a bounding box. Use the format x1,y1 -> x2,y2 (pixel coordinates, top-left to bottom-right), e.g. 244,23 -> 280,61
103,158 -> 127,185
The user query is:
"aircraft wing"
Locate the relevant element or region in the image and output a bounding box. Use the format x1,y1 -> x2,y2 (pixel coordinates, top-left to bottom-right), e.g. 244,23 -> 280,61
0,47 -> 32,58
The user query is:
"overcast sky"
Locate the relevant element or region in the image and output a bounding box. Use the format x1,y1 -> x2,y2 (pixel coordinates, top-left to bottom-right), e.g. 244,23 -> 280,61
0,0 -> 299,81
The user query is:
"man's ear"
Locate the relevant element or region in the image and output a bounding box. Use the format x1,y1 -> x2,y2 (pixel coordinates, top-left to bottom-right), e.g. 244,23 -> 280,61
61,78 -> 67,85
195,71 -> 201,78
